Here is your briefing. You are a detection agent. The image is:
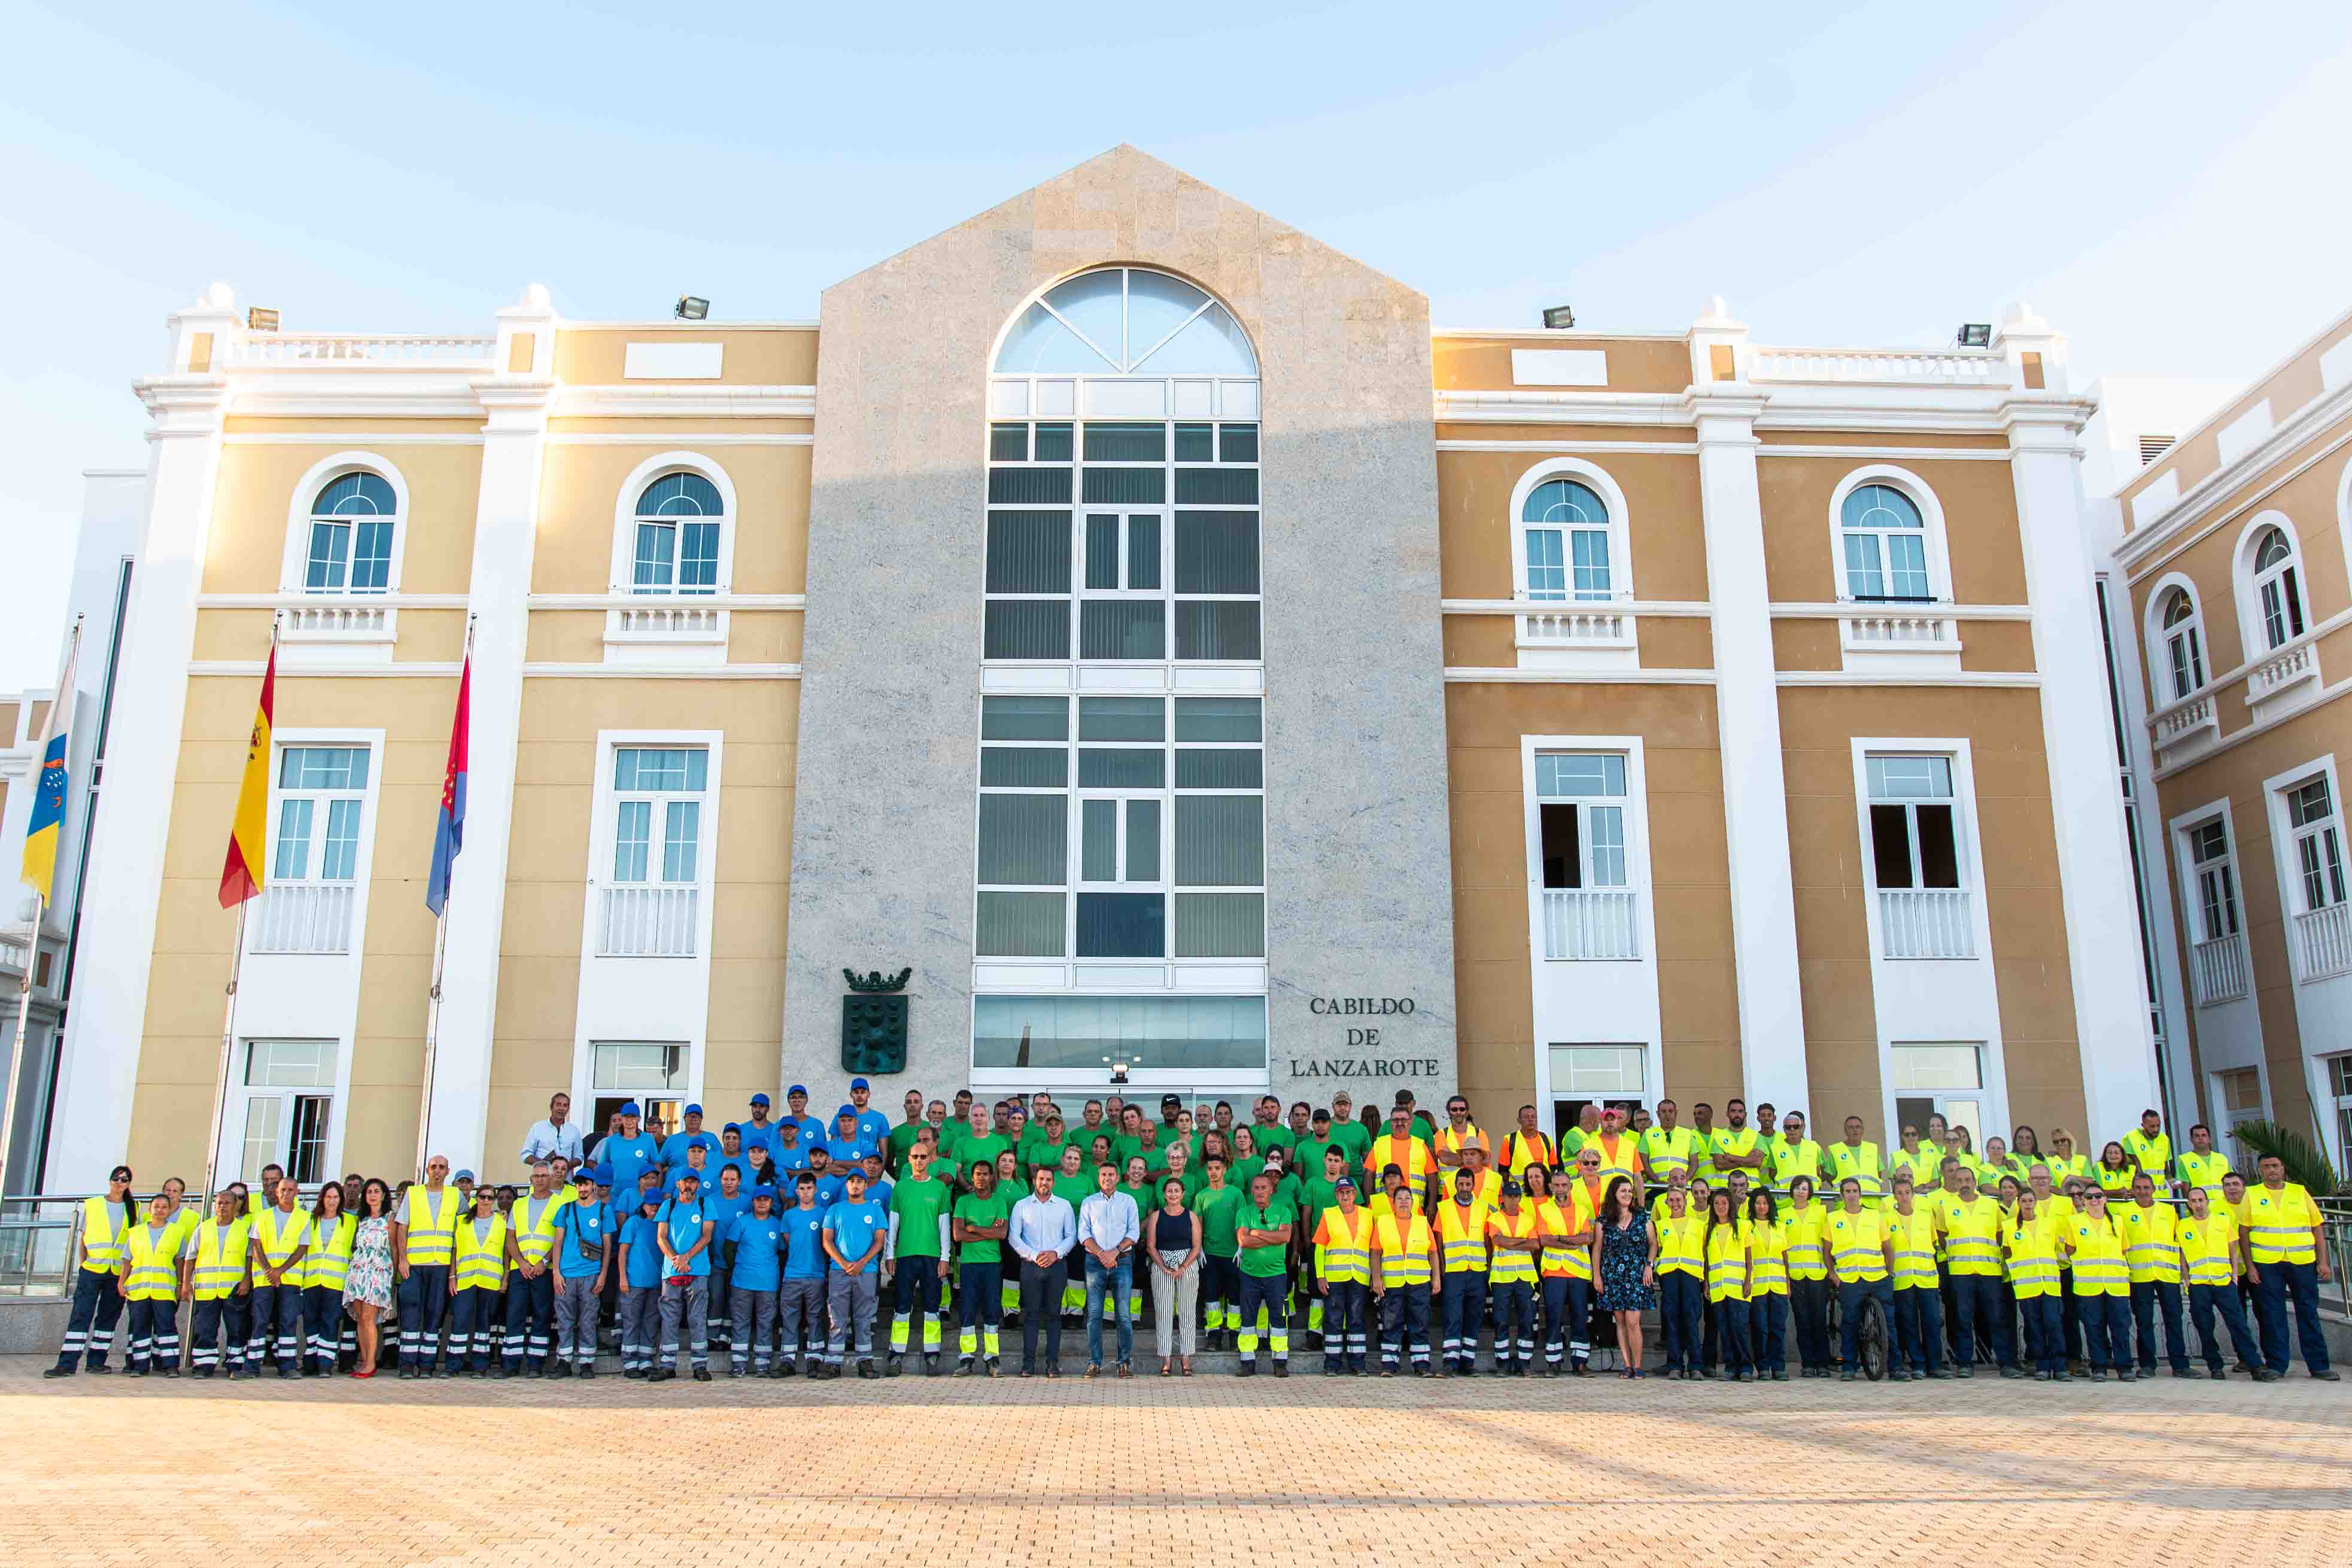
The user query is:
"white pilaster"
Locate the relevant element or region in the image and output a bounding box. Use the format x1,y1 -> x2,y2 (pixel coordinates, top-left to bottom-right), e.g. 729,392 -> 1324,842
1686,316 -> 1811,1113
48,285 -> 241,1189
2001,321 -> 2159,1141
422,285 -> 558,1174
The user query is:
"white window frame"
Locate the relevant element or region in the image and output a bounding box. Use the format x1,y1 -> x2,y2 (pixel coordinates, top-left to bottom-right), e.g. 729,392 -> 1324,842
2168,797 -> 2254,1008
1529,750 -> 1642,961
1887,1041 -> 1992,1147
589,731 -> 722,961
2260,755 -> 2352,986
223,1038 -> 341,1187
250,733 -> 382,958
2143,573 -> 2209,705
278,454 -> 409,597
1508,459 -> 1633,605
2321,1054 -> 2352,1178
609,452 -> 738,597
1827,466 -> 1952,608
1503,458 -> 1638,670
2234,512 -> 2309,656
1533,1041 -> 1651,1132
1853,744 -> 1986,964
2213,1063 -> 2272,1168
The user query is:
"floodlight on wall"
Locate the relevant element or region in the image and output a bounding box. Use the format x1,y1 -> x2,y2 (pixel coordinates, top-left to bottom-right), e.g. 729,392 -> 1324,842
1541,305 -> 1576,330
1956,323 -> 1991,348
675,296 -> 710,321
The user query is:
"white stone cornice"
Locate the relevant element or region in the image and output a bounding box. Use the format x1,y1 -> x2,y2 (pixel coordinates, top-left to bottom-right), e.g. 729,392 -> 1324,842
133,375 -> 230,435
1998,394 -> 2096,446
2112,379 -> 2352,574
552,384 -> 817,420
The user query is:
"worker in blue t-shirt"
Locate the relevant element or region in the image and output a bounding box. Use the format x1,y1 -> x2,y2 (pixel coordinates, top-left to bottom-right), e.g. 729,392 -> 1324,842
822,1169 -> 890,1379
777,1171 -> 830,1376
701,1165 -> 752,1356
551,1167 -> 612,1378
593,1103 -> 662,1212
846,1077 -> 892,1151
726,1186 -> 784,1375
785,1085 -> 828,1148
825,1107 -> 874,1171
614,1187 -> 665,1376
660,1105 -> 719,1171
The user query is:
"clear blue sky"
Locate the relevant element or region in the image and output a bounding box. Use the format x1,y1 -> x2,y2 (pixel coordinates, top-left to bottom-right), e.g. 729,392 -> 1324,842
4,0 -> 2348,688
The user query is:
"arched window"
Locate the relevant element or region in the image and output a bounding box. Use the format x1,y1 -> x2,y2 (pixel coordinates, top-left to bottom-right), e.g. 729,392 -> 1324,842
302,472 -> 397,595
993,268 -> 1256,376
2158,587 -> 2206,700
2250,524 -> 2307,651
1839,482 -> 1933,603
1521,478 -> 1613,603
630,472 -> 725,595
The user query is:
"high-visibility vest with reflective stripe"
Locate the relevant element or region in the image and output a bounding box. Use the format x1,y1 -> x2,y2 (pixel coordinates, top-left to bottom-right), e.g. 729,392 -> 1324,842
2005,1216 -> 2061,1298
401,1186 -> 463,1265
1771,1137 -> 1825,1196
2068,1214 -> 2128,1295
1937,1194 -> 2005,1278
1656,1207 -> 1706,1277
1500,1129 -> 1555,1174
1705,1129 -> 1755,1190
1827,1141 -> 1885,1199
120,1222 -> 181,1302
253,1207 -> 309,1272
2114,1202 -> 2183,1284
1536,1192 -> 1596,1280
1780,1203 -> 1828,1281
2122,1130 -> 2172,1180
81,1195 -> 135,1273
1704,1223 -> 1749,1303
2176,1150 -> 2230,1199
1827,1208 -> 1887,1281
509,1191 -> 564,1266
1746,1221 -> 1788,1295
1486,1204 -> 1540,1284
1888,1145 -> 1941,1194
1438,1203 -> 1490,1275
2178,1211 -> 2238,1287
302,1214 -> 355,1290
1368,1135 -> 1437,1201
1373,1210 -> 1435,1286
454,1214 -> 509,1290
1639,1126 -> 1698,1183
192,1217 -> 251,1300
1886,1207 -> 1939,1290
2095,1165 -> 2137,1198
1436,1123 -> 1487,1164
2245,1184 -> 2319,1264
1315,1206 -> 1375,1286
2041,1153 -> 2090,1187
1983,1154 -> 2028,1189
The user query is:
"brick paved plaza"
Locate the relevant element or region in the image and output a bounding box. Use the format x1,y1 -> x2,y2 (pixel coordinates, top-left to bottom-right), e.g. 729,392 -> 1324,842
7,1357 -> 2349,1566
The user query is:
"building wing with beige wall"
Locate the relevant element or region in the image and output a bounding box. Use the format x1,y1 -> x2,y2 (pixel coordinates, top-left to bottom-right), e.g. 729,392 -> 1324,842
33,148 -> 2162,1190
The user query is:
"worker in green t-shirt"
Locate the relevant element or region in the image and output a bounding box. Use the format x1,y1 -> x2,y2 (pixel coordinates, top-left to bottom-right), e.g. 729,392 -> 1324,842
1249,1095 -> 1294,1154
1049,1145 -> 1095,1315
885,1144 -> 953,1373
1195,1156 -> 1244,1347
886,1090 -> 928,1168
1327,1094 -> 1372,1174
956,1105 -> 1011,1192
1019,1113 -> 1069,1177
1234,1171 -> 1296,1376
1162,1139 -> 1204,1211
949,1162 -> 1011,1375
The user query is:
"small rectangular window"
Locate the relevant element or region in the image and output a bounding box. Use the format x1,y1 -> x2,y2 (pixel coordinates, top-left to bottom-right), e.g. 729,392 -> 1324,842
1218,424 -> 1259,463
1174,698 -> 1260,743
982,695 -> 1068,742
977,794 -> 1067,886
1174,423 -> 1214,462
1079,697 -> 1163,743
1174,512 -> 1260,594
1081,469 -> 1164,505
1077,748 -> 1164,789
1175,749 -> 1262,789
1174,601 -> 1260,660
1032,424 -> 1074,462
990,424 -> 1028,461
1083,423 -> 1165,462
980,747 -> 1068,788
989,468 -> 1072,505
1175,467 -> 1257,505
976,891 -> 1065,957
986,512 -> 1071,594
1075,892 -> 1163,958
984,600 -> 1070,660
1080,600 -> 1165,660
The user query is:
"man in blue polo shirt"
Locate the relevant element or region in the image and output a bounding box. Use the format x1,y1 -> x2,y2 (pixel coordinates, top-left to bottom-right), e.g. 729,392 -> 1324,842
593,1103 -> 662,1214
661,1105 -> 718,1171
551,1166 -> 612,1379
809,1145 -> 847,1210
847,1078 -> 892,1151
769,1119 -> 811,1178
713,1125 -> 753,1185
859,1150 -> 894,1211
739,1093 -> 781,1159
776,1172 -> 829,1378
726,1186 -> 783,1376
651,1169 -> 715,1384
702,1163 -> 751,1356
825,1107 -> 873,1170
785,1084 -> 826,1147
616,1186 -> 665,1377
822,1169 -> 889,1380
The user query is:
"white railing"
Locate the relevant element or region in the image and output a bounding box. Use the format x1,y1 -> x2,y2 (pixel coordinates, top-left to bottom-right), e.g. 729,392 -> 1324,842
1842,611 -> 1955,646
282,603 -> 392,638
1877,888 -> 1975,959
1518,606 -> 1633,647
1749,348 -> 2011,386
2191,932 -> 2250,1005
600,886 -> 698,957
226,334 -> 496,366
0,931 -> 31,977
250,883 -> 356,955
609,604 -> 725,638
2248,641 -> 2318,704
2295,902 -> 2352,983
1541,888 -> 1640,960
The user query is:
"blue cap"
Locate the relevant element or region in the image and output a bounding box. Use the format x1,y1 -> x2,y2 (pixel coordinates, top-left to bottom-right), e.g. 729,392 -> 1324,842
788,1084 -> 807,1097
722,1122 -> 742,1135
685,1104 -> 704,1117
751,1184 -> 777,1201
637,1189 -> 663,1209
454,1170 -> 476,1183
619,1101 -> 642,1118
585,1166 -> 612,1187
837,1104 -> 858,1119
750,1092 -> 770,1107
673,1168 -> 701,1186
851,1077 -> 871,1091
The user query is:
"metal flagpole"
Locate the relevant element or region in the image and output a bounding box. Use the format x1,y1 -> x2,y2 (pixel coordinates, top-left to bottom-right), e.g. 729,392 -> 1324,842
1,616 -> 83,1197
414,615 -> 473,1179
200,613 -> 274,1204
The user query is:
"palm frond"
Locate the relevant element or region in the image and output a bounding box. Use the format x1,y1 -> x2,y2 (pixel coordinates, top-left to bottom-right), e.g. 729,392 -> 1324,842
2228,1119 -> 2345,1196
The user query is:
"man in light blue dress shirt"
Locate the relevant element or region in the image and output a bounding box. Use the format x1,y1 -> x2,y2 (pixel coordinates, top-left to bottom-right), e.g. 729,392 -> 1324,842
1008,1166 -> 1078,1377
1078,1162 -> 1141,1375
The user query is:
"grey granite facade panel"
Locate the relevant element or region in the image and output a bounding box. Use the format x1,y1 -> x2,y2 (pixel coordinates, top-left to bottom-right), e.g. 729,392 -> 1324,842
783,147 -> 1459,1110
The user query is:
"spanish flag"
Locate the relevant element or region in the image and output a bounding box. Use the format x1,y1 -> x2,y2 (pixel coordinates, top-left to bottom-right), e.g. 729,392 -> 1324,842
218,643 -> 276,907
17,626 -> 81,902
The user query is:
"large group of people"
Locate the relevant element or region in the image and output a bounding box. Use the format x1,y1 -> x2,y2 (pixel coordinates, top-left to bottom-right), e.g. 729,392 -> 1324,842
45,1081 -> 2341,1390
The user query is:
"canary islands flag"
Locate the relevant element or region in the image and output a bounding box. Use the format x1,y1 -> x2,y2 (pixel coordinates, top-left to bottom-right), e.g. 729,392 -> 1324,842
219,642 -> 276,907
18,628 -> 81,902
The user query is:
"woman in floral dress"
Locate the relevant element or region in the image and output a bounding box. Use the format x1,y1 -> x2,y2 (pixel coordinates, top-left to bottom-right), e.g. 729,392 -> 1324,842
1594,1175 -> 1656,1379
342,1177 -> 396,1378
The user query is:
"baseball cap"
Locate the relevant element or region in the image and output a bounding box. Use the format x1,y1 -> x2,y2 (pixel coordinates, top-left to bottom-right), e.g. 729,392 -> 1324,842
722,1122 -> 742,1135
673,1168 -> 701,1186
750,1093 -> 771,1107
685,1103 -> 703,1117
788,1084 -> 808,1097
1500,1180 -> 1524,1198
1161,1093 -> 1182,1106
619,1101 -> 642,1117
454,1170 -> 476,1183
1312,1108 -> 1330,1122
837,1104 -> 858,1119
850,1077 -> 870,1091
751,1184 -> 777,1202
1335,1177 -> 1357,1191
584,1166 -> 611,1187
